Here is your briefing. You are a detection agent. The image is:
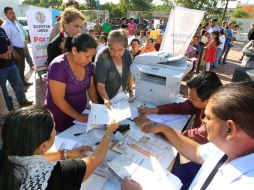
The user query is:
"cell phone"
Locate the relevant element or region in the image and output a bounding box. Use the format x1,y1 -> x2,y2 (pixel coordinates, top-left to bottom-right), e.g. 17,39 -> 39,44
114,124 -> 130,134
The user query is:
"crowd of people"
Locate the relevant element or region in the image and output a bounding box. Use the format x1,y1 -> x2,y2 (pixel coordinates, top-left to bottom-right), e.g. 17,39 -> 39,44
186,19 -> 240,72
1,1 -> 254,190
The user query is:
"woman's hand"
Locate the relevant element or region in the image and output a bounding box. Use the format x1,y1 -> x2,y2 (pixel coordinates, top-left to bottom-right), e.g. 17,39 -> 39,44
68,146 -> 94,158
128,92 -> 135,103
76,114 -> 88,123
121,177 -> 143,190
106,120 -> 119,135
104,100 -> 113,110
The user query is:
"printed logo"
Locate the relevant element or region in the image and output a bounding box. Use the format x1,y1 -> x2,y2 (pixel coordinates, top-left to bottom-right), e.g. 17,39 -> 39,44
179,13 -> 196,32
35,12 -> 46,24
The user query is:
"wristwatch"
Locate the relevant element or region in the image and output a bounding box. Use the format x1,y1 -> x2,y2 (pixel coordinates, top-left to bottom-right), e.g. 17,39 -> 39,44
63,149 -> 68,160
60,149 -> 68,160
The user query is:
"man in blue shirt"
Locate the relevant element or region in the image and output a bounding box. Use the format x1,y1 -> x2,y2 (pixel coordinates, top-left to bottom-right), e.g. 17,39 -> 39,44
1,7 -> 32,86
0,27 -> 33,111
221,22 -> 235,64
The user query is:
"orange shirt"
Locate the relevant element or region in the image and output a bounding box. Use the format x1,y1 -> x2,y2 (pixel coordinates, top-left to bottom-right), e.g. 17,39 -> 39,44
140,46 -> 156,54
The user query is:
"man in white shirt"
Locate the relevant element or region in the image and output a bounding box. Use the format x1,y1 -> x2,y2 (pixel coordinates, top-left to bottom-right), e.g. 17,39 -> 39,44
123,82 -> 254,190
207,19 -> 222,33
1,7 -> 32,86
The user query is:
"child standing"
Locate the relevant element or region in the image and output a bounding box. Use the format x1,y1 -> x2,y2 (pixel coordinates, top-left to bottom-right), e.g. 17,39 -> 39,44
203,31 -> 220,71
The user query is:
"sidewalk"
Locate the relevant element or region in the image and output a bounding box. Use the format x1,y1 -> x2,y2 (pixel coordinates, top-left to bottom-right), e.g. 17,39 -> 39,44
0,41 -> 245,116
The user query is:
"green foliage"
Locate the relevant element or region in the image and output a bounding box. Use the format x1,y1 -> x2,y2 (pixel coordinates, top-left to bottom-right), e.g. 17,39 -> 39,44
174,0 -> 222,17
98,3 -> 122,18
119,0 -> 153,15
85,0 -> 96,10
232,8 -> 249,18
229,19 -> 244,30
23,0 -> 63,8
80,3 -> 89,10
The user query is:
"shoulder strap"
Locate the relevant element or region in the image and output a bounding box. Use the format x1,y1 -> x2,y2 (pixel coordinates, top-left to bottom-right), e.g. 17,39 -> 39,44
200,154 -> 228,190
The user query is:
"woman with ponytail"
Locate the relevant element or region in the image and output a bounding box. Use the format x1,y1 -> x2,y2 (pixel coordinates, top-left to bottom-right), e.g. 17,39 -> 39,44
45,34 -> 98,132
47,7 -> 84,64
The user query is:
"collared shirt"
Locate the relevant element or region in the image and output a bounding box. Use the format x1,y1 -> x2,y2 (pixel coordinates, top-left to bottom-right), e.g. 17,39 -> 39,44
16,21 -> 28,41
189,143 -> 254,189
1,19 -> 25,48
157,100 -> 208,144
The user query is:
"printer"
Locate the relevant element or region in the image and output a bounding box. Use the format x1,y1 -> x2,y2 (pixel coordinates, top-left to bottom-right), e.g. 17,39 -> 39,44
131,51 -> 193,105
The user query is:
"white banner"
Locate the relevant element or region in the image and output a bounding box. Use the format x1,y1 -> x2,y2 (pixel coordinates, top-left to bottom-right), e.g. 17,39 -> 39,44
160,6 -> 205,55
26,9 -> 52,71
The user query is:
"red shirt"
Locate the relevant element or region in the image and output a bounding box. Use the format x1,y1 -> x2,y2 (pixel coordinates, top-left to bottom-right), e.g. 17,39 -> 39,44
157,100 -> 208,144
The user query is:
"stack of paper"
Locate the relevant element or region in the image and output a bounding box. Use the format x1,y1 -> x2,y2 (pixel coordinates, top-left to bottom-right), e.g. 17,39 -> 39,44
107,147 -> 182,190
86,93 -> 132,133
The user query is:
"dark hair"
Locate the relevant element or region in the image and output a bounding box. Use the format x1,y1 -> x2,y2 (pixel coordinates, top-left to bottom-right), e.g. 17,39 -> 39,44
121,17 -> 126,21
99,34 -> 108,43
101,31 -> 108,36
147,37 -> 153,43
131,38 -> 140,45
89,29 -> 94,33
0,18 -> 4,26
210,82 -> 254,139
65,0 -> 80,10
4,7 -> 13,14
211,31 -> 221,46
248,28 -> 254,40
0,106 -> 55,190
187,71 -> 222,101
66,33 -> 97,52
219,29 -> 224,35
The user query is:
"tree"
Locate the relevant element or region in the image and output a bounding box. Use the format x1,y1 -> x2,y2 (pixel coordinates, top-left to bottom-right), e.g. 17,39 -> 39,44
23,0 -> 63,8
85,0 -> 96,10
119,0 -> 153,15
232,8 -> 249,18
174,0 -> 222,16
23,0 -> 40,6
99,3 -> 122,18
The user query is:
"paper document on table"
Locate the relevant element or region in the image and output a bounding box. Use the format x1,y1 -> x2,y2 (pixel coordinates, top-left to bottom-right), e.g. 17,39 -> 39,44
86,102 -> 131,133
146,114 -> 190,131
124,131 -> 175,169
54,136 -> 82,150
80,173 -> 107,190
110,91 -> 130,104
107,147 -> 182,190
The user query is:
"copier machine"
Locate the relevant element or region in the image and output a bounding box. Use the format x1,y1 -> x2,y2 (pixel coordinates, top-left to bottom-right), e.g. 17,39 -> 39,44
131,51 -> 193,105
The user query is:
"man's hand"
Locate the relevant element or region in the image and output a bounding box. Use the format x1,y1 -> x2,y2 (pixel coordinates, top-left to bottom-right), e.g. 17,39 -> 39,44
141,124 -> 164,134
137,106 -> 158,114
134,115 -> 152,129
